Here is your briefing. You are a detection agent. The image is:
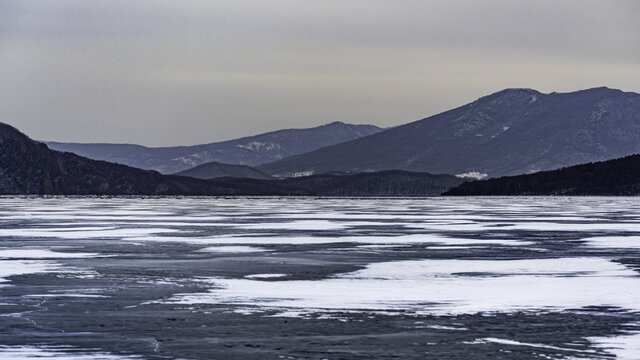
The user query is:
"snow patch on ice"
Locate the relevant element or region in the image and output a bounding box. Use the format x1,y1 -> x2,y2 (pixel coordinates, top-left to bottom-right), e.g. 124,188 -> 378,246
239,220 -> 346,231
427,325 -> 468,331
0,227 -> 182,239
357,244 -> 411,249
245,273 -> 287,279
23,294 -> 109,298
131,233 -> 531,246
470,337 -> 594,354
0,345 -> 141,359
580,236 -> 640,249
164,257 -> 640,316
198,246 -> 268,253
0,260 -> 62,285
579,325 -> 640,360
0,248 -> 99,259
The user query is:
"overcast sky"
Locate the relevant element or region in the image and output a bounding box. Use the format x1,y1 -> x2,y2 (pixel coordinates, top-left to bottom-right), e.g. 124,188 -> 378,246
1,0 -> 639,146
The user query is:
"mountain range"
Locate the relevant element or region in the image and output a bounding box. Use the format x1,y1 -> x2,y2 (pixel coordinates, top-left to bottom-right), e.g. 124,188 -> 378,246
46,122 -> 382,174
258,87 -> 640,178
1,122 -> 459,196
7,86 -> 640,197
0,122 -> 306,195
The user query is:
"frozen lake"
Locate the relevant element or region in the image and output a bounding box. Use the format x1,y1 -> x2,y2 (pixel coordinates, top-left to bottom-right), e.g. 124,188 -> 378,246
0,196 -> 639,359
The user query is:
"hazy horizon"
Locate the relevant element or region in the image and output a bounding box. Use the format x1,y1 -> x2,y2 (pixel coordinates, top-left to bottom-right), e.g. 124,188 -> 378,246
2,0 -> 639,146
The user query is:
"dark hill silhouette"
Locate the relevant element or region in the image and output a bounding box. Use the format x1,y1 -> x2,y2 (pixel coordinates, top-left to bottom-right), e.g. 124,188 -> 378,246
277,170 -> 463,196
443,154 -> 640,196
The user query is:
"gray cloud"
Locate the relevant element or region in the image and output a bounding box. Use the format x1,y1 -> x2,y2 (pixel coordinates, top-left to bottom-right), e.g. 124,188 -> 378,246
1,0 -> 639,146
